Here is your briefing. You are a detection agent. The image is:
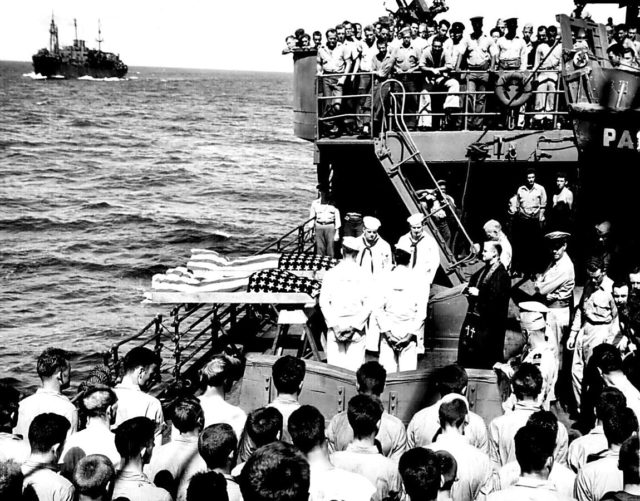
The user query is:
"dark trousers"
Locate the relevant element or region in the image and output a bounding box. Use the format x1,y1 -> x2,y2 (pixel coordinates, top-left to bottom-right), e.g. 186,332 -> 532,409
511,214 -> 544,274
394,74 -> 420,130
466,70 -> 491,129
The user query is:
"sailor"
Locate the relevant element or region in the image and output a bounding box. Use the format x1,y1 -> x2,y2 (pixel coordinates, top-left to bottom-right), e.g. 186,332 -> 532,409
567,256 -> 617,412
375,240 -> 421,373
319,237 -> 373,371
309,190 -> 341,258
533,231 -> 575,358
357,216 -> 392,275
508,168 -> 547,276
389,26 -> 422,130
548,172 -> 574,232
396,213 -> 440,353
495,18 -> 528,71
495,302 -> 559,411
464,16 -> 497,130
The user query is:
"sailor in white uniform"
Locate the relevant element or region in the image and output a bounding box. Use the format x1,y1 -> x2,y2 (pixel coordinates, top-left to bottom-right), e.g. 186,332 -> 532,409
375,241 -> 421,373
357,216 -> 392,276
395,213 -> 441,353
320,237 -> 373,371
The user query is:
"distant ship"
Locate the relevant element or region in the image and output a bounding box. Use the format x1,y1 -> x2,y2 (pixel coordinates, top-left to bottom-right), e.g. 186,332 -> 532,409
32,16 -> 127,79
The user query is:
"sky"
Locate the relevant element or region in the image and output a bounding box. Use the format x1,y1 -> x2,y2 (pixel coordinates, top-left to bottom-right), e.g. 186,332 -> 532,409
0,0 -> 625,72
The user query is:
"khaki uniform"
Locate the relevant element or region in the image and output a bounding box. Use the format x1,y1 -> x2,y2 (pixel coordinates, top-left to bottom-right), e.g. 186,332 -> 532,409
488,400 -> 568,467
567,425 -> 607,473
428,433 -> 497,501
574,451 -> 622,501
406,398 -> 489,453
327,410 -> 408,462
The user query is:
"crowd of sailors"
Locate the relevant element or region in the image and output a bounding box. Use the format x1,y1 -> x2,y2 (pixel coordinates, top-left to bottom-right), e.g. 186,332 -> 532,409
2,339 -> 640,501
284,12 -> 640,136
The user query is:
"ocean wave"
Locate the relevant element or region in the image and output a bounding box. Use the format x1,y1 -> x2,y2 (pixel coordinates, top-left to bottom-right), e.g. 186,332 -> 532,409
22,72 -> 47,80
165,228 -> 231,245
0,216 -> 100,232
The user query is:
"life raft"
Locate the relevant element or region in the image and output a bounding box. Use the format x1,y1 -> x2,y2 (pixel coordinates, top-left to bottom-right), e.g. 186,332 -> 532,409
495,71 -> 532,108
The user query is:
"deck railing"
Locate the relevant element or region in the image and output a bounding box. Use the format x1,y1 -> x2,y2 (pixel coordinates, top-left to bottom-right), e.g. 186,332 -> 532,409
317,68 -> 569,138
105,218 -> 317,390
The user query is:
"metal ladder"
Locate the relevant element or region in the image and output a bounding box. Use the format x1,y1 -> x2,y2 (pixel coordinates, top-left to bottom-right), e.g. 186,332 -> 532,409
374,81 -> 478,286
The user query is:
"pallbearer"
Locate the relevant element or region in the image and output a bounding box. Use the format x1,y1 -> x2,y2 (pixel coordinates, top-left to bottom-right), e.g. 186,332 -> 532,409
357,216 -> 392,275
320,237 -> 373,371
396,213 -> 440,353
533,231 -> 575,358
375,241 -> 421,373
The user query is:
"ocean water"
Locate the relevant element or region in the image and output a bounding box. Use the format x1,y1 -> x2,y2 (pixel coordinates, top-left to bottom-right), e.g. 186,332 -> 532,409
0,61 -> 315,393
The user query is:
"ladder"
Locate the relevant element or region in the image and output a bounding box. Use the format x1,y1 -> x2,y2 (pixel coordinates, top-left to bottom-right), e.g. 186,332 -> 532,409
374,82 -> 478,286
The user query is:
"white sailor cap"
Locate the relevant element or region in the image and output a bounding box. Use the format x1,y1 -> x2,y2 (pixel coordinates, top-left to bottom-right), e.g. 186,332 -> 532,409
518,301 -> 549,331
407,213 -> 424,227
395,239 -> 413,255
363,216 -> 381,231
342,236 -> 363,252
545,231 -> 571,244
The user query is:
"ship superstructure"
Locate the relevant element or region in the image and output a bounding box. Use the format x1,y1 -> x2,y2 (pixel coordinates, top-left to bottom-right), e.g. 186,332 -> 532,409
32,16 -> 127,79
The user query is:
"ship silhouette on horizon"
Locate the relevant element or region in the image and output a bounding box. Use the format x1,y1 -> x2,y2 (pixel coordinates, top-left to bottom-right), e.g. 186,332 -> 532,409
32,16 -> 128,79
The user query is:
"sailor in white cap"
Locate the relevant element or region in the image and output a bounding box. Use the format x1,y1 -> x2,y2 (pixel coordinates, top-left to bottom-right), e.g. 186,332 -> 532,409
396,213 -> 441,353
357,216 -> 392,275
534,231 -> 575,359
374,241 -> 421,373
319,236 -> 373,371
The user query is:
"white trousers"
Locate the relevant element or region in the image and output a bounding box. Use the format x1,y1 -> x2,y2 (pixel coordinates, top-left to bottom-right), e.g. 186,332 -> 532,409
379,339 -> 417,373
326,330 -> 366,372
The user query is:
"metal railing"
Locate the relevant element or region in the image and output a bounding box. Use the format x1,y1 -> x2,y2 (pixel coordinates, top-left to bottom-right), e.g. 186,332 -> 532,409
317,68 -> 570,137
105,218 -> 317,391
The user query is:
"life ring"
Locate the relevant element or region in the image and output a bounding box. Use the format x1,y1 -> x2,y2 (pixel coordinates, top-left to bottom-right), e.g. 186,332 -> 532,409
495,71 -> 532,108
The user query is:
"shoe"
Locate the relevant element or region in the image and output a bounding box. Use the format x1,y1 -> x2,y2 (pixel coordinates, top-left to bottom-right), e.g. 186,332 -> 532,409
357,126 -> 371,139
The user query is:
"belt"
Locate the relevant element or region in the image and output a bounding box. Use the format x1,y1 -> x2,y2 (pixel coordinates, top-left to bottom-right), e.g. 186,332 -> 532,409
316,221 -> 335,226
498,58 -> 521,70
468,62 -> 490,70
547,298 -> 571,309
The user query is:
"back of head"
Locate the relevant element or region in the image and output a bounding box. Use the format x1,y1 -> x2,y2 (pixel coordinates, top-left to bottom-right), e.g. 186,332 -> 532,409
82,385 -> 117,419
199,423 -> 238,470
603,407 -> 638,447
0,384 -> 20,430
619,436 -> 640,485
627,290 -> 640,332
273,356 -> 306,395
347,394 -> 383,439
0,460 -> 23,501
438,398 -> 467,428
114,417 -> 155,460
436,450 -> 457,491
515,425 -> 553,474
526,410 -> 558,452
73,454 -> 115,499
187,471 -> 229,501
239,442 -> 310,501
356,361 -> 387,396
37,348 -> 69,380
512,363 -> 543,400
246,407 -> 283,448
202,355 -> 231,388
28,413 -> 71,453
398,448 -> 440,501
436,365 -> 468,397
171,397 -> 204,434
288,405 -> 325,454
122,346 -> 160,374
591,343 -> 623,374
595,387 -> 627,420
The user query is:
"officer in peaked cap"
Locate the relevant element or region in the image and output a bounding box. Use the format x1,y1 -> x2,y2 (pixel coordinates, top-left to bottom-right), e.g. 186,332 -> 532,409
357,216 -> 392,276
470,15 -> 483,23
319,234 -> 372,371
396,212 -> 440,354
504,17 -> 518,26
518,301 -> 559,409
534,230 -> 575,358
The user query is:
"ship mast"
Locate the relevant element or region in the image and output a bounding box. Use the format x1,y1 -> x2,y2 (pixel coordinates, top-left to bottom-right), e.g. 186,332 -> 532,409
96,20 -> 103,52
49,14 -> 59,53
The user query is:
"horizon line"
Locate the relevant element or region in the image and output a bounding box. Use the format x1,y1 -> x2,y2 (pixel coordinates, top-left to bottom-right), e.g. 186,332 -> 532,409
1,58 -> 293,74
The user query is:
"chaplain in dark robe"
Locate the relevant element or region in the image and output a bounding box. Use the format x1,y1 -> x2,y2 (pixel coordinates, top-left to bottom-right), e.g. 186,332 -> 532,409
458,240 -> 511,368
